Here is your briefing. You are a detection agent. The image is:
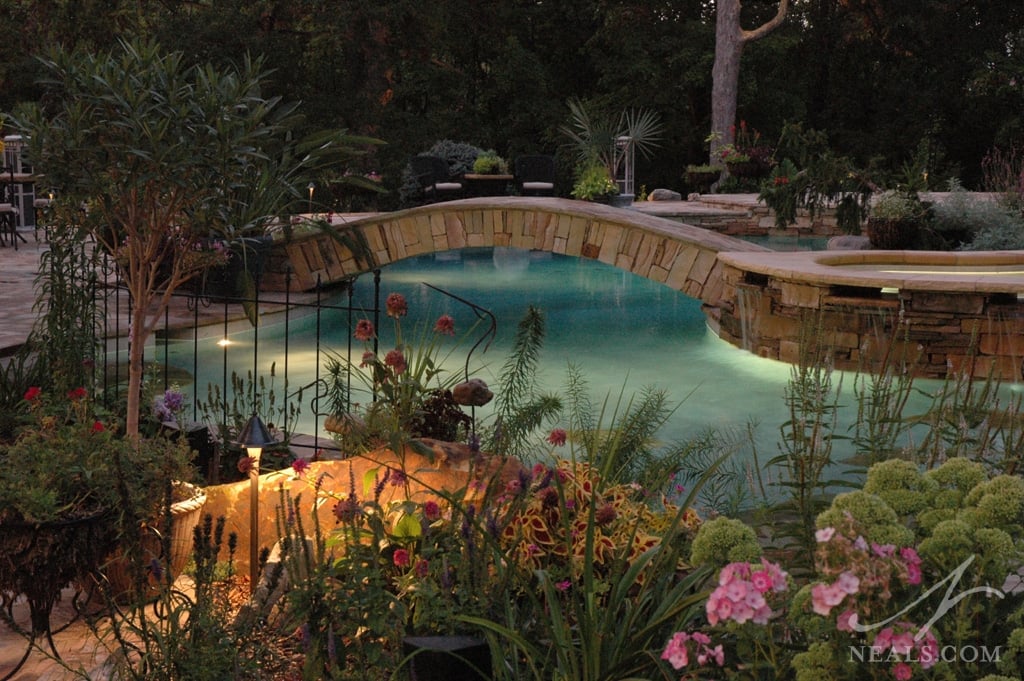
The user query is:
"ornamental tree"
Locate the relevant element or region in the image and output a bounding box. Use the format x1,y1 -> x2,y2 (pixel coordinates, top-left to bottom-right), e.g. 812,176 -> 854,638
11,38 -> 380,438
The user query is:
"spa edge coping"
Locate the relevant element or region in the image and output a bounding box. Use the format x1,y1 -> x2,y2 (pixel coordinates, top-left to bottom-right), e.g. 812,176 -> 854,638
716,249 -> 1024,294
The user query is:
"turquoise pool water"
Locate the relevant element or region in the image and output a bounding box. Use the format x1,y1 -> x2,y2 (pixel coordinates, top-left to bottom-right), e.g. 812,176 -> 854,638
173,247 -> 798,454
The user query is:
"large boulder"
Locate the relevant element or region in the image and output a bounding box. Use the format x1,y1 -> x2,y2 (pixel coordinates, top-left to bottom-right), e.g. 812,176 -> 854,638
202,439 -> 524,576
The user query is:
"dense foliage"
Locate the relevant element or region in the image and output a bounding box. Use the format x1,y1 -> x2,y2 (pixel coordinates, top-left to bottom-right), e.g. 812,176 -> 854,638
2,1 -> 1023,205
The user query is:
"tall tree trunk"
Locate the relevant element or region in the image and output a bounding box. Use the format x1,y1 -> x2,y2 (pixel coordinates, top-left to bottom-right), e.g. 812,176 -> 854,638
709,0 -> 790,164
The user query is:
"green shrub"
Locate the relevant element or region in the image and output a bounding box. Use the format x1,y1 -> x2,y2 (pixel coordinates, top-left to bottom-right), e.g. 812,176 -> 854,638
472,149 -> 507,175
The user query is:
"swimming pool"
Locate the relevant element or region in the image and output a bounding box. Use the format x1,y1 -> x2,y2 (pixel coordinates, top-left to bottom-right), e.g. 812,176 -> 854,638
171,247 -> 798,453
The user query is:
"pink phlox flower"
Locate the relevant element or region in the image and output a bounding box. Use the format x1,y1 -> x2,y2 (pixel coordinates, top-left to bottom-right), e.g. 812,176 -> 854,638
810,582 -> 848,616
836,609 -> 858,632
661,632 -> 690,669
918,631 -> 939,669
706,594 -> 733,625
743,590 -> 766,611
719,562 -> 750,586
729,600 -> 754,624
892,662 -> 913,681
890,630 -> 915,656
872,542 -> 896,558
709,644 -> 725,667
872,627 -> 894,653
905,561 -> 922,585
815,526 -> 836,543
836,571 -> 860,595
900,546 -> 921,565
724,580 -> 749,602
750,570 -> 773,593
690,632 -> 710,645
761,558 -> 789,591
751,604 -> 774,625
853,535 -> 868,551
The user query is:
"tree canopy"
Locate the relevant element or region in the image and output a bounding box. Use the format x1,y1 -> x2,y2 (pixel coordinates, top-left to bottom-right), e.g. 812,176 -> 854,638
2,0 -> 1023,199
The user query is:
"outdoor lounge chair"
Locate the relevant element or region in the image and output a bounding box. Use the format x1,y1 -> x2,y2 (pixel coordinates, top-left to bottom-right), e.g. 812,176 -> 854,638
514,154 -> 556,196
410,155 -> 464,203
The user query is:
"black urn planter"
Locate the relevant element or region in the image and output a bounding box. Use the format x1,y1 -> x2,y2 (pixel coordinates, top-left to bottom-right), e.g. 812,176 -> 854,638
686,170 -> 721,192
0,510 -> 118,678
726,160 -> 764,178
402,636 -> 492,681
866,218 -> 920,250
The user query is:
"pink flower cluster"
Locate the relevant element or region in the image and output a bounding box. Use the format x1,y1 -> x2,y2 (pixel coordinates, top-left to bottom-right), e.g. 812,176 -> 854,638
873,621 -> 939,676
811,523 -> 922,620
706,559 -> 789,626
661,630 -> 724,670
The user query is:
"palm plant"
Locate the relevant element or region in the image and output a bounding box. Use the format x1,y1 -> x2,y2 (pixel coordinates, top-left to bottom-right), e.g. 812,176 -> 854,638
560,98 -> 663,193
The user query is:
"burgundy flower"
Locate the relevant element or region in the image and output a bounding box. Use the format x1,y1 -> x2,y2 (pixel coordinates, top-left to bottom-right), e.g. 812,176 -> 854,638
23,386 -> 41,402
385,293 -> 407,318
434,314 -> 455,336
237,455 -> 256,474
415,558 -> 429,578
291,458 -> 310,475
393,548 -> 410,567
384,349 -> 407,374
547,428 -> 567,446
91,420 -> 105,433
360,351 -> 376,368
423,499 -> 441,521
595,503 -> 617,526
354,319 -> 375,341
332,497 -> 361,524
67,386 -> 88,401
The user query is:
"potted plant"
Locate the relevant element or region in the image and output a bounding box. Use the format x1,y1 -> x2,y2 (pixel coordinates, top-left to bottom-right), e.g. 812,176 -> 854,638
471,150 -> 508,176
570,161 -> 619,203
466,150 -> 511,196
561,98 -> 663,204
686,163 -> 724,193
866,189 -> 927,249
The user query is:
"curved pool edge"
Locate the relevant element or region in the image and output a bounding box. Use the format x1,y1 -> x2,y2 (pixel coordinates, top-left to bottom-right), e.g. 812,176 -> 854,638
716,249 -> 1024,294
711,249 -> 1024,381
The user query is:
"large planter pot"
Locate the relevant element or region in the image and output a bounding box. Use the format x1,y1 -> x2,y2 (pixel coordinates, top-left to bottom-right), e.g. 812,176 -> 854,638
726,160 -> 764,178
866,217 -> 920,250
686,170 -> 721,192
100,482 -> 207,602
402,636 -> 492,681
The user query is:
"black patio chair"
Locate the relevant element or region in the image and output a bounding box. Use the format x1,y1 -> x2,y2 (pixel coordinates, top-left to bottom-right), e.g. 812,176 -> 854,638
514,154 -> 556,196
410,155 -> 464,203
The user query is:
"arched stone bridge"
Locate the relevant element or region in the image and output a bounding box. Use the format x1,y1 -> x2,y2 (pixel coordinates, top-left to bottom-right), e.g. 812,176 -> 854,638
264,196 -> 769,307
264,196 -> 1024,380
